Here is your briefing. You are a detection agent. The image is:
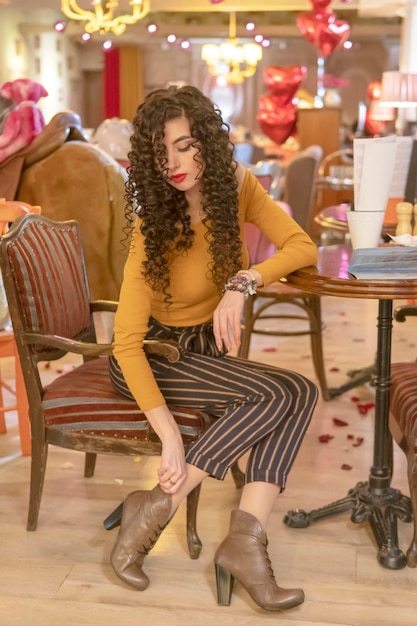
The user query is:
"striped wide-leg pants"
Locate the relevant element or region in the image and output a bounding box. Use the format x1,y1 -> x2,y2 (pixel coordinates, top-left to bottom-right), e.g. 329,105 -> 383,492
109,320 -> 318,489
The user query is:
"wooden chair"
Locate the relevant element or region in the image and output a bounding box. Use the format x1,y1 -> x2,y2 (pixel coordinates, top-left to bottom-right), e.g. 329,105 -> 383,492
0,199 -> 41,455
389,304 -> 417,567
239,147 -> 330,400
0,213 -> 220,559
316,148 -> 354,194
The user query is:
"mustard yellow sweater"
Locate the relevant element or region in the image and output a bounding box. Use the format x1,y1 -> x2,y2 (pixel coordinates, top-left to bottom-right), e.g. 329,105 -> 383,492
113,169 -> 318,410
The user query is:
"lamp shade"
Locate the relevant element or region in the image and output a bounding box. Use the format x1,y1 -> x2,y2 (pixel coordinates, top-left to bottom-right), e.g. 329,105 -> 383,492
368,100 -> 395,121
379,71 -> 417,107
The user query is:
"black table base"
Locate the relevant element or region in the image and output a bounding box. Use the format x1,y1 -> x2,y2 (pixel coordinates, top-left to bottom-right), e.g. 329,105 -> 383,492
285,299 -> 413,569
328,363 -> 375,398
284,481 -> 412,569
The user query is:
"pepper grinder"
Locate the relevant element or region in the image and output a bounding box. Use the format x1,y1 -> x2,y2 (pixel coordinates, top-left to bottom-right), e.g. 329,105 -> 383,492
395,201 -> 413,236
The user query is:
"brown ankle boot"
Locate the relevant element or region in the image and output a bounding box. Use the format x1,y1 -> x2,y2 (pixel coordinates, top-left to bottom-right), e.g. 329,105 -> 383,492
110,485 -> 171,590
214,510 -> 304,611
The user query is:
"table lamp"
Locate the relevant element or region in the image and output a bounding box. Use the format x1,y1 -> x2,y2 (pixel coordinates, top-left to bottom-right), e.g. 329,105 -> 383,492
379,71 -> 417,135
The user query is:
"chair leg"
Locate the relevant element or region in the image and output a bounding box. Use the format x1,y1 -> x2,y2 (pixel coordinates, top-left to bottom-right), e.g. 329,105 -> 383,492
14,351 -> 31,456
84,452 -> 97,477
186,484 -> 202,559
0,360 -> 6,434
238,296 -> 255,359
27,441 -> 48,531
406,453 -> 417,567
230,460 -> 245,489
307,296 -> 331,401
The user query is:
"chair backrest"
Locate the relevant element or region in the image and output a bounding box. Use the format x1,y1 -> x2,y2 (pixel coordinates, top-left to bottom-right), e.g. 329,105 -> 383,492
0,214 -> 94,377
317,147 -> 354,183
234,142 -> 254,164
283,144 -> 323,232
244,223 -> 276,265
246,160 -> 283,201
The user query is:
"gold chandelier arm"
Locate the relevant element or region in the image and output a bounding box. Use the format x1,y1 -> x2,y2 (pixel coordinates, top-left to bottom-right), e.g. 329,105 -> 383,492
61,0 -> 150,35
229,11 -> 236,39
125,0 -> 150,23
60,1 -> 102,23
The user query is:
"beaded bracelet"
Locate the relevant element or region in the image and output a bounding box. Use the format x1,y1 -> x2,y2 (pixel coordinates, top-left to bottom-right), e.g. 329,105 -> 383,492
224,271 -> 257,297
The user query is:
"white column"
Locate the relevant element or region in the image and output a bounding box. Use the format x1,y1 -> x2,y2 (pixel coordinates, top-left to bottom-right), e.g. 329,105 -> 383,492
399,0 -> 417,72
398,1 -> 417,127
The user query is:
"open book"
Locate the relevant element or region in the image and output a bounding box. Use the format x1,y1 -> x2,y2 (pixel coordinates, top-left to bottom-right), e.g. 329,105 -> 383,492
348,246 -> 417,280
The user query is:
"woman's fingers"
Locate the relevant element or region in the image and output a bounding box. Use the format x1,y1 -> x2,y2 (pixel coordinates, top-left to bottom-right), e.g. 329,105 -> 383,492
213,292 -> 244,351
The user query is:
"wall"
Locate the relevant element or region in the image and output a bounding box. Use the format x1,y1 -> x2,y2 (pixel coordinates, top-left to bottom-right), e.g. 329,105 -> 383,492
0,9 -> 401,137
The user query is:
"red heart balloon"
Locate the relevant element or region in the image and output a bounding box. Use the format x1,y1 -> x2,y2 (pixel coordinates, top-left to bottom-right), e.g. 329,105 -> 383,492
296,10 -> 334,46
310,0 -> 333,10
262,66 -> 306,105
257,103 -> 297,145
316,19 -> 350,56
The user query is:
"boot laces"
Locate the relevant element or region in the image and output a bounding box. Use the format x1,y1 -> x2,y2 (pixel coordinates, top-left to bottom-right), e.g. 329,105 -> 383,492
262,536 -> 277,584
137,521 -> 168,557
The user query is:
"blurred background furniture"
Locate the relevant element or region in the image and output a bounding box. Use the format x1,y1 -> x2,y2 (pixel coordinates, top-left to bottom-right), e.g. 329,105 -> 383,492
283,144 -> 323,232
0,213 -> 224,558
313,147 -> 354,244
234,141 -> 254,164
246,160 -> 283,201
1,111 -> 128,301
389,304 -> 417,568
239,145 -> 330,400
316,148 -> 354,193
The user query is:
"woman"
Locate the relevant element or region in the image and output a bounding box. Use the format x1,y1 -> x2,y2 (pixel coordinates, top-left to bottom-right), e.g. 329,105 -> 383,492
108,85 -> 318,612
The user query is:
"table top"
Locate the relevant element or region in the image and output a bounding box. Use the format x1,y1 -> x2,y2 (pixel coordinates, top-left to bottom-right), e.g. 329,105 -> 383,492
286,243 -> 417,300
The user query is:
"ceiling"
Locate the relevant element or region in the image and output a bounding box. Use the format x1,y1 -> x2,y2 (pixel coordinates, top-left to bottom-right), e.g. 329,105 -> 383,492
0,1 -> 404,44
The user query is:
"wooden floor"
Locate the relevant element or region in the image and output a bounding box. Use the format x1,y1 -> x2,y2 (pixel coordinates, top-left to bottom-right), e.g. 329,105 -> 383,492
1,296 -> 417,626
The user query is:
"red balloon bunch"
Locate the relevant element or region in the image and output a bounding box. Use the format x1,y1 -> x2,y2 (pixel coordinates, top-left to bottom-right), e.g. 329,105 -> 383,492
297,0 -> 350,57
257,65 -> 306,145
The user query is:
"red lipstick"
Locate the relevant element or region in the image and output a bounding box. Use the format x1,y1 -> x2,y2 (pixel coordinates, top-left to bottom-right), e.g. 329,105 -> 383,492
170,173 -> 187,183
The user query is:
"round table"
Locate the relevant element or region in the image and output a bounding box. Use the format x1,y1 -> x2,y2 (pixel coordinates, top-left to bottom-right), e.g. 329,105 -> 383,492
283,243 -> 417,569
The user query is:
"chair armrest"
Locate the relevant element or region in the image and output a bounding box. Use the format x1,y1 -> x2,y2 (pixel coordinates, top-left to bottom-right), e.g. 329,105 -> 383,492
21,333 -> 182,362
90,300 -> 118,313
22,333 -> 113,357
394,305 -> 417,323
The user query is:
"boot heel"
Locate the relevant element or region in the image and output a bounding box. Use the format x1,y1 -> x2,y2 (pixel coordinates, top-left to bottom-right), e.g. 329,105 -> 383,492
214,563 -> 234,606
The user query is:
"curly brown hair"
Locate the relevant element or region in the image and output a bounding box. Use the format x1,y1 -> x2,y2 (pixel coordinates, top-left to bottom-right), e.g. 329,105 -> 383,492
124,85 -> 242,300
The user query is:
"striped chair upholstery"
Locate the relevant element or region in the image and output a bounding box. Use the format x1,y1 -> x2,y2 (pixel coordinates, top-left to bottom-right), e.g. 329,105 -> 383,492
390,361 -> 417,567
0,214 -> 214,559
43,358 -> 213,446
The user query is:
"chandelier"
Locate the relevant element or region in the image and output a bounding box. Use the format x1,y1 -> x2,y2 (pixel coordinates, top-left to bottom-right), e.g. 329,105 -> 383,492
61,0 -> 150,36
201,12 -> 262,84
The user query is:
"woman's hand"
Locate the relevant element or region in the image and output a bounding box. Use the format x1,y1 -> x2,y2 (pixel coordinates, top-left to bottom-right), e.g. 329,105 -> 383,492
213,290 -> 246,352
144,404 -> 188,494
157,438 -> 187,494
